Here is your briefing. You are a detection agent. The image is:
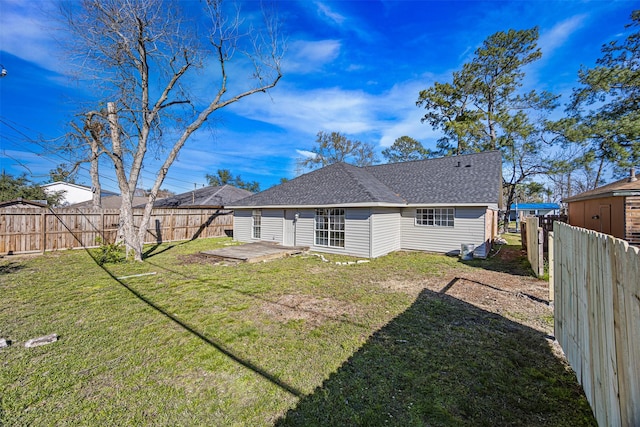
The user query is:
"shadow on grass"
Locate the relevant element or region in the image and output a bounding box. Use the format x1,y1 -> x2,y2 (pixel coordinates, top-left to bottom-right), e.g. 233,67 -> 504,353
460,243 -> 538,278
44,209 -> 304,397
0,261 -> 25,275
142,259 -> 370,329
276,289 -> 595,426
142,241 -> 187,259
98,262 -> 304,398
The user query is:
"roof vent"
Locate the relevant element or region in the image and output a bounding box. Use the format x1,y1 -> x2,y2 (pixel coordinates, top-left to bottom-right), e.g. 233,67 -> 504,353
630,167 -> 638,183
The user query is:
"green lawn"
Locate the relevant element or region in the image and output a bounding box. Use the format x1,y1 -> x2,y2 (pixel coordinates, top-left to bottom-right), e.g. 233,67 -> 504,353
0,237 -> 595,426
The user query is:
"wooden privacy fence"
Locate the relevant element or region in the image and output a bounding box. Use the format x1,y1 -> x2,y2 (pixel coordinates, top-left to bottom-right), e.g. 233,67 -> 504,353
522,216 -> 545,278
0,207 -> 233,255
552,222 -> 640,427
522,215 -> 569,279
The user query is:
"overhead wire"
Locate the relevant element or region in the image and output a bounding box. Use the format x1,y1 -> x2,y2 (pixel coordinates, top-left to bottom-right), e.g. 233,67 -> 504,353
0,115 -> 293,194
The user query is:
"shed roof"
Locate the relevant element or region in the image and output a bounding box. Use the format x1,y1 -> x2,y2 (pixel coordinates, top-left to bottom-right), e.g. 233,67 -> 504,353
0,198 -> 48,208
229,151 -> 502,208
563,177 -> 640,203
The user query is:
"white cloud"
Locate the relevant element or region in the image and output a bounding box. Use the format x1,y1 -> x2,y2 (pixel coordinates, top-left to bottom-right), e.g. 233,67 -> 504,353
314,1 -> 345,26
295,149 -> 316,159
227,74 -> 444,151
283,39 -> 341,74
538,14 -> 587,58
375,80 -> 442,147
0,2 -> 63,73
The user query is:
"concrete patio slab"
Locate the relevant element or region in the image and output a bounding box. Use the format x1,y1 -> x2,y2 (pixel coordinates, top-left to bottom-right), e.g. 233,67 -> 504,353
201,241 -> 308,263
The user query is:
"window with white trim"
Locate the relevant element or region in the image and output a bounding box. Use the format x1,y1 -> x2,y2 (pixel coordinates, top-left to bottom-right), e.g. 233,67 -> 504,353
416,208 -> 455,227
315,208 -> 345,248
252,209 -> 262,239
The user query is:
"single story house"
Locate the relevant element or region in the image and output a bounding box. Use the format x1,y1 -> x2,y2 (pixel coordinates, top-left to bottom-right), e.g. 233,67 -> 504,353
141,185 -> 253,209
228,151 -> 503,259
563,172 -> 640,245
42,182 -> 117,206
508,202 -> 560,221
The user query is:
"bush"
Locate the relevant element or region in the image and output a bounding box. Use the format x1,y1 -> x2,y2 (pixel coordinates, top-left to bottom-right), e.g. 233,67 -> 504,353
94,237 -> 126,265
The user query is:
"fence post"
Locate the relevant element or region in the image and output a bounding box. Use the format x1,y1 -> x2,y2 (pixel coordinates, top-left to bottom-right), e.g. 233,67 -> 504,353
537,227 -> 544,277
41,210 -> 46,254
548,231 -> 554,302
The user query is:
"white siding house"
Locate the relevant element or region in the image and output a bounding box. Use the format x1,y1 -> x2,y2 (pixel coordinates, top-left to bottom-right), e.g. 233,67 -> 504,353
42,182 -> 117,206
228,151 -> 503,259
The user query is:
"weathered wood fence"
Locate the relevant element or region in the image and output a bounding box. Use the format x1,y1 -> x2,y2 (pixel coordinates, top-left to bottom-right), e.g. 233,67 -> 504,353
552,222 -> 640,427
523,216 -> 545,278
0,207 -> 233,255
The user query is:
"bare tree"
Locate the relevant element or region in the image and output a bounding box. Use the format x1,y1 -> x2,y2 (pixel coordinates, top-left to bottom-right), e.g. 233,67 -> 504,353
297,131 -> 378,172
68,112 -> 106,208
60,0 -> 283,260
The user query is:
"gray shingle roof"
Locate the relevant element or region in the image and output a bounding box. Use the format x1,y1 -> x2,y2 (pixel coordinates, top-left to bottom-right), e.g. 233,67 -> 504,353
143,185 -> 253,208
365,151 -> 502,204
230,151 -> 502,208
71,195 -> 149,209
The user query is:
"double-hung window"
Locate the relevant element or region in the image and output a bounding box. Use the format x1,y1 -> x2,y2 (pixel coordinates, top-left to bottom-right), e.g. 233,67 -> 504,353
416,208 -> 455,227
315,208 -> 345,248
252,209 -> 262,239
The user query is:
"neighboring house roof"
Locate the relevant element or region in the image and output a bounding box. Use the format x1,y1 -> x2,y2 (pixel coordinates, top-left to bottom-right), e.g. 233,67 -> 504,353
510,203 -> 560,210
141,185 -> 254,208
70,195 -> 149,209
563,177 -> 640,203
0,198 -> 48,208
229,151 -> 502,208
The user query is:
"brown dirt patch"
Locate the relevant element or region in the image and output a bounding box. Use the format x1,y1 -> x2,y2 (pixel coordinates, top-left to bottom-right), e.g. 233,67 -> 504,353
259,294 -> 358,327
372,243 -> 554,334
376,268 -> 553,334
181,244 -> 554,335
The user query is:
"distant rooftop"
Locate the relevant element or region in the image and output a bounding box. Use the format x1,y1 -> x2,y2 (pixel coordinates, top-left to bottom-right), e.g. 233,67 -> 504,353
510,203 -> 560,210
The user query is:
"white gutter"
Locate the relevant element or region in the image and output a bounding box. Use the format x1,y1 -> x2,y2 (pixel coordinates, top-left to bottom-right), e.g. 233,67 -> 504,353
228,202 -> 496,209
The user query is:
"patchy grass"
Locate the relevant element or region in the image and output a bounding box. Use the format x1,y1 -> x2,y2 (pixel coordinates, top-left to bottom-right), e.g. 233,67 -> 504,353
1,237 -> 594,426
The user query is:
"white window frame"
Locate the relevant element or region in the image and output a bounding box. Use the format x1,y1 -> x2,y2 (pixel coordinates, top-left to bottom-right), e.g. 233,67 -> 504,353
315,208 -> 345,248
416,208 -> 455,227
252,209 -> 262,239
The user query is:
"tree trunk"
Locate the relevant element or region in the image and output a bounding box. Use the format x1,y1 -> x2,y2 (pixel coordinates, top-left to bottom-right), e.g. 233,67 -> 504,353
502,182 -> 517,234
107,102 -> 144,261
90,140 -> 101,208
119,192 -> 142,260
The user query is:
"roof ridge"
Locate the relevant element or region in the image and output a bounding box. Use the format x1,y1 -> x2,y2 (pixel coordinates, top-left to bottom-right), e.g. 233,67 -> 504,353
201,185 -> 226,205
339,162 -> 401,203
365,150 -> 500,170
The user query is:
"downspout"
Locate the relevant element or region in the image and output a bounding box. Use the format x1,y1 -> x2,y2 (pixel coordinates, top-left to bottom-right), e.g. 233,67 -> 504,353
369,208 -> 373,258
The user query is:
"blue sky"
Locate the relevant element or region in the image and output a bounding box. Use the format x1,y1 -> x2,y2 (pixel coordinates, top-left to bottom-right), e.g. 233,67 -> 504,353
0,0 -> 636,194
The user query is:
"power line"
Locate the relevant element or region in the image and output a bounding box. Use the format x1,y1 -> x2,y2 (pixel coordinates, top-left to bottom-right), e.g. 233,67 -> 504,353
1,116 -> 292,194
